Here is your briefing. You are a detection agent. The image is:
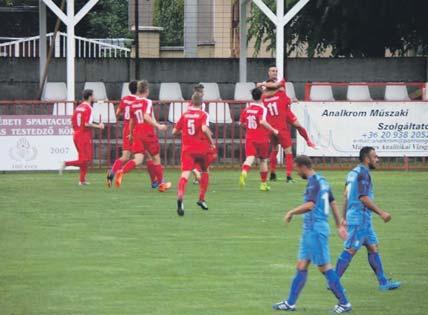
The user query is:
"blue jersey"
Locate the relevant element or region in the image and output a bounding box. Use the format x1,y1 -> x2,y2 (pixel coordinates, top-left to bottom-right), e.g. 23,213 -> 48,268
302,173 -> 335,234
345,164 -> 374,226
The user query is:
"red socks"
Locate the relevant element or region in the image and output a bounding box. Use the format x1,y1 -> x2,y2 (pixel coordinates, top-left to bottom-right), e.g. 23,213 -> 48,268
111,159 -> 123,174
270,150 -> 278,173
153,164 -> 164,183
286,154 -> 293,177
65,160 -> 86,167
65,160 -> 88,182
177,177 -> 188,200
199,172 -> 209,201
146,160 -> 157,183
122,160 -> 136,174
260,171 -> 268,183
80,163 -> 88,182
242,164 -> 251,172
297,126 -> 310,143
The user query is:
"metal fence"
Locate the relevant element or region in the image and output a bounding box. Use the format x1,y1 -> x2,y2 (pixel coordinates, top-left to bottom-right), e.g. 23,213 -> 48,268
0,100 -> 426,170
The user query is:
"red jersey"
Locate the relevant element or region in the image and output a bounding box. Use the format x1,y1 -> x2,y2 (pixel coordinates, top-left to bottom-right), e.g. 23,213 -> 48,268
130,97 -> 156,138
71,102 -> 93,136
118,94 -> 137,124
262,90 -> 291,130
176,107 -> 210,153
240,103 -> 269,142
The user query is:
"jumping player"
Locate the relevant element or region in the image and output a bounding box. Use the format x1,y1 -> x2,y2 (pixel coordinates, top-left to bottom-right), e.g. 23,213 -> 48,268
115,81 -> 171,192
239,88 -> 278,191
172,93 -> 216,216
107,80 -> 137,187
258,65 -> 315,181
335,147 -> 400,291
262,81 -> 296,183
273,155 -> 351,313
59,89 -> 104,184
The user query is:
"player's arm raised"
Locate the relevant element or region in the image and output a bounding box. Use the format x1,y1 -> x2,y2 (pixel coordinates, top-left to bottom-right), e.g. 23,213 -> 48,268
284,201 -> 314,224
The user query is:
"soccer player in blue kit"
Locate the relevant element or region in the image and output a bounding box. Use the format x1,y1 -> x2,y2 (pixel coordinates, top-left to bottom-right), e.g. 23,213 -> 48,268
335,147 -> 400,291
273,156 -> 352,313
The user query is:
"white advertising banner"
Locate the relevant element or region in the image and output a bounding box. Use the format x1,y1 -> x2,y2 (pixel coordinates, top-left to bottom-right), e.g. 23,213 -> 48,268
0,115 -> 77,171
292,102 -> 428,157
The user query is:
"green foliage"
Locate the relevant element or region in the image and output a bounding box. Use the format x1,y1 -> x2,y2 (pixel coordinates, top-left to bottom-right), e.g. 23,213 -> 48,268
153,0 -> 184,46
81,0 -> 131,38
248,0 -> 428,57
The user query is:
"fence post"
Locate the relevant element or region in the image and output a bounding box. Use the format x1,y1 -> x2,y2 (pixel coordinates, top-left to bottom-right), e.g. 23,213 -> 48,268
304,82 -> 310,100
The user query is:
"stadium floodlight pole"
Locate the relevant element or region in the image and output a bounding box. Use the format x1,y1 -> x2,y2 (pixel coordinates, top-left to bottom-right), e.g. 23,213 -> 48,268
241,0 -> 311,80
42,0 -> 100,102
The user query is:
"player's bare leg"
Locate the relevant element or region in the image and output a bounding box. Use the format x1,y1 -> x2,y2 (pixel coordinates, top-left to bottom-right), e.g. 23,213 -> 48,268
107,150 -> 131,188
150,153 -> 171,192
115,153 -> 144,188
259,158 -> 270,191
192,167 -> 201,184
177,170 -> 191,216
284,147 -> 295,183
240,156 -> 255,187
291,120 -> 316,148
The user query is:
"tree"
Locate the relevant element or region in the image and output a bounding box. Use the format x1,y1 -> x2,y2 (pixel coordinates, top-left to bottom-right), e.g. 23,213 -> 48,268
153,0 -> 184,46
247,0 -> 428,57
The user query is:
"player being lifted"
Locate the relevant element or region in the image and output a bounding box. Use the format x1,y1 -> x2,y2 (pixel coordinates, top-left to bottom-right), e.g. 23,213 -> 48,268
60,89 -> 104,184
172,93 -> 216,216
335,146 -> 400,291
115,81 -> 171,192
239,88 -> 278,191
258,65 -> 315,182
273,156 -> 351,313
107,81 -> 137,187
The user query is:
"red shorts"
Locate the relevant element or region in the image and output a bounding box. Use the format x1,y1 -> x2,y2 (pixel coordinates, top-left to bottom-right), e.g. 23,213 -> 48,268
131,134 -> 160,156
73,133 -> 92,161
286,111 -> 297,124
271,129 -> 292,149
122,123 -> 131,151
245,140 -> 270,159
181,150 -> 212,171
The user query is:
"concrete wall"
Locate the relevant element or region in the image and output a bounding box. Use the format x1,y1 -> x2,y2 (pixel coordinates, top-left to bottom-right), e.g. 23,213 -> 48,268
0,57 -> 426,100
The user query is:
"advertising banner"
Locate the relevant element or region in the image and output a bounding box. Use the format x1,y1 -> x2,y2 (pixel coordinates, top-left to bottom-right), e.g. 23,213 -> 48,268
0,115 -> 77,170
292,102 -> 428,157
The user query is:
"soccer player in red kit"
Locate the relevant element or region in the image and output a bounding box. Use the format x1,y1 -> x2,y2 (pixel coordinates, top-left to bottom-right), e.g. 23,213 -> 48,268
114,81 -> 171,191
106,80 -> 138,187
59,89 -> 104,185
258,65 -> 315,182
172,93 -> 216,216
239,87 -> 279,191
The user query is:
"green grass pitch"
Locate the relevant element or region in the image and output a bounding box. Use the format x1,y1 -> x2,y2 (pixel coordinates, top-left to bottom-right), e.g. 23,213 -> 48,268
0,169 -> 427,315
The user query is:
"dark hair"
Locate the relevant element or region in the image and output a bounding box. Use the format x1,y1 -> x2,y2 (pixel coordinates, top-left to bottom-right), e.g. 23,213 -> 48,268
359,146 -> 375,162
128,80 -> 138,94
194,83 -> 204,92
294,155 -> 313,169
268,64 -> 277,70
82,89 -> 93,100
251,87 -> 263,101
137,80 -> 149,94
191,92 -> 202,106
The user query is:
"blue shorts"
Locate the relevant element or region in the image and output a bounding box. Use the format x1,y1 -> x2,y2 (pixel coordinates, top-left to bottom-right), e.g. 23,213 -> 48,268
344,224 -> 379,251
298,230 -> 330,266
